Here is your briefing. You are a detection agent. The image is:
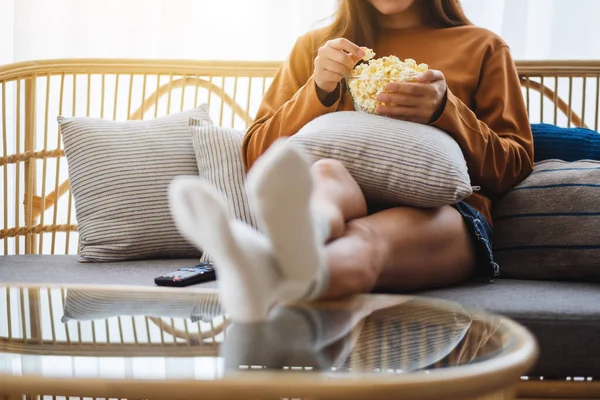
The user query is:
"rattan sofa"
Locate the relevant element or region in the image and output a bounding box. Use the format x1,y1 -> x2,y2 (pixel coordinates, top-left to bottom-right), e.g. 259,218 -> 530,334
0,59 -> 599,399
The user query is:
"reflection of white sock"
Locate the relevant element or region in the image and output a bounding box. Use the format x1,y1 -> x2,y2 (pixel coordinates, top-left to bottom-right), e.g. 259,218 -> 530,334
221,309 -> 316,371
246,139 -> 329,299
169,176 -> 307,322
221,305 -> 374,372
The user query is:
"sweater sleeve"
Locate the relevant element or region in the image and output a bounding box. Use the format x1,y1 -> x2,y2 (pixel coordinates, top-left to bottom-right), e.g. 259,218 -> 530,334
431,46 -> 534,196
241,34 -> 342,170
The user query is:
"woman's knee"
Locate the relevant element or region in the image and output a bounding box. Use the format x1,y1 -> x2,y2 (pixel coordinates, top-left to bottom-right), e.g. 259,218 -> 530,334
340,219 -> 386,291
434,206 -> 477,269
311,158 -> 348,180
360,206 -> 475,287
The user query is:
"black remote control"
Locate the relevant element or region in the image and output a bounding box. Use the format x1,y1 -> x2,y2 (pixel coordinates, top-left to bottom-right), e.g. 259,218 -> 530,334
154,263 -> 216,287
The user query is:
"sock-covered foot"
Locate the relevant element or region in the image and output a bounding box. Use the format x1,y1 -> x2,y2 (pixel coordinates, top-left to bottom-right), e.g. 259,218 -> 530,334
246,140 -> 329,300
169,176 -> 291,323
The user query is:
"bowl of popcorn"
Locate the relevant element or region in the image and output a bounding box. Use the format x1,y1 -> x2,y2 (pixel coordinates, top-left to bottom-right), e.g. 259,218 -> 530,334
346,47 -> 429,115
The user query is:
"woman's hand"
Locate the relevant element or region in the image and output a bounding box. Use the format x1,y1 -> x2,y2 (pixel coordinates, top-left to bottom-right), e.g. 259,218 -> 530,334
314,38 -> 364,102
375,70 -> 448,124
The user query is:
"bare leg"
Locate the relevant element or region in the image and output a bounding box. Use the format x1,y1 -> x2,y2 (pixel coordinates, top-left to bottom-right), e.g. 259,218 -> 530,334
247,149 -> 473,301
308,159 -> 475,296
310,159 -> 368,240
322,206 -> 477,298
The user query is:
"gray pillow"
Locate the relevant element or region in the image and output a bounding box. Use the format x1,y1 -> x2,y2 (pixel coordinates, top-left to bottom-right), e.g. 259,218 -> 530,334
288,111 -> 473,208
188,118 -> 258,263
59,106 -> 212,262
493,159 -> 600,280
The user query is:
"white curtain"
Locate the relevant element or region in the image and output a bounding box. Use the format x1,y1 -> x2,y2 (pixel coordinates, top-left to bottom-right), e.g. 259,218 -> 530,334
1,0 -> 600,66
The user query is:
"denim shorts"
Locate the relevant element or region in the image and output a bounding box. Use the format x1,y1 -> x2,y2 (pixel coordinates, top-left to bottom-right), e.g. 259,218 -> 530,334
451,201 -> 499,282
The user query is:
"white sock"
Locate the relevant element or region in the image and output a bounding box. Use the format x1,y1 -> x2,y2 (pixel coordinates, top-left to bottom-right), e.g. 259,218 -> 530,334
246,139 -> 329,299
169,176 -> 310,323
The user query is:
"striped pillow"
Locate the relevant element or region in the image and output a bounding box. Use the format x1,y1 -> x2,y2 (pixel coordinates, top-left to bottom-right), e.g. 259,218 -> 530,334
59,106 -> 212,262
62,289 -> 222,323
289,111 -> 473,207
188,119 -> 258,263
493,159 -> 600,280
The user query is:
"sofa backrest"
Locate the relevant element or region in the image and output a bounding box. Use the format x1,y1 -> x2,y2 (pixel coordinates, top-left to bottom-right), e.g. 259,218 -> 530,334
1,59 -> 599,255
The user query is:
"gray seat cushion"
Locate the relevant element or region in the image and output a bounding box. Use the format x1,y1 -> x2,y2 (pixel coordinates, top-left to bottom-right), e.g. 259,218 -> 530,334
0,255 -> 217,288
1,255 -> 598,377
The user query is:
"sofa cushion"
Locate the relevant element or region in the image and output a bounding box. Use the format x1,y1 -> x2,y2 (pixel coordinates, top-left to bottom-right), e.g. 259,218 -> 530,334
289,111 -> 473,208
493,159 -> 600,281
0,255 -> 214,288
188,118 -> 258,263
1,255 -> 598,377
58,107 -> 212,262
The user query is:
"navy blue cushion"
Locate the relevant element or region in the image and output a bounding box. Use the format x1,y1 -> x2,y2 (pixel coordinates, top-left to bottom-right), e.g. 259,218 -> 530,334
531,123 -> 600,162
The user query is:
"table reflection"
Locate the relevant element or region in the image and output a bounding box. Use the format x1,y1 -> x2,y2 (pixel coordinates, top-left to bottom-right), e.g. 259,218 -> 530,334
0,285 -> 504,380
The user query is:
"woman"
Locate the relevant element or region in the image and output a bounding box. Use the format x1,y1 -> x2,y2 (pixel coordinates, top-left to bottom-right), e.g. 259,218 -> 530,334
170,0 -> 533,322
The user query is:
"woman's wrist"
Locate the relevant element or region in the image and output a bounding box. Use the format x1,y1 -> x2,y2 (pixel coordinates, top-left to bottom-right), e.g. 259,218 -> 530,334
429,90 -> 448,123
315,82 -> 341,107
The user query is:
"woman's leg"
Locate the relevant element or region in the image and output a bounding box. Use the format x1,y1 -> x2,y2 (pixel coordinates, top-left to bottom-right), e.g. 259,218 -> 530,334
321,206 -> 477,298
310,159 -> 368,240
245,145 -> 367,298
307,158 -> 476,298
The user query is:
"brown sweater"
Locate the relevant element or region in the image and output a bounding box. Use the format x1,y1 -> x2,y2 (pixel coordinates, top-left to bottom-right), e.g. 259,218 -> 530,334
242,25 -> 534,225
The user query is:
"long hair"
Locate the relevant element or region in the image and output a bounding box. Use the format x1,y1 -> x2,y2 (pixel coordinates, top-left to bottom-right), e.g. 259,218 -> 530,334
321,0 -> 472,48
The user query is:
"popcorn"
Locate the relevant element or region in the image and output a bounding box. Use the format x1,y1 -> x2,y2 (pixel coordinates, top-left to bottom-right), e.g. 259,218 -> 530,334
360,46 -> 376,61
347,48 -> 429,114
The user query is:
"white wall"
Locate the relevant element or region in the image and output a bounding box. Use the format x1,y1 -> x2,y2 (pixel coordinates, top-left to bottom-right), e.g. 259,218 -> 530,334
1,0 -> 600,64
0,0 -> 14,65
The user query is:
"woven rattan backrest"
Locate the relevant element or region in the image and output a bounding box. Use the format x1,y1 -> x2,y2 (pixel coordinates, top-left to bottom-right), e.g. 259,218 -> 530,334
1,59 -> 599,255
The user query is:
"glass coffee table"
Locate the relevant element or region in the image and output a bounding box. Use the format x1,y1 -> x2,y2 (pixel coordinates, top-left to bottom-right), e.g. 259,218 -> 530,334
0,283 -> 537,400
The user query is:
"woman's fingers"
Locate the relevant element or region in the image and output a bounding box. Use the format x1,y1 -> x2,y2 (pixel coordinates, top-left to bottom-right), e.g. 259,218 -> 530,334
314,38 -> 363,95
320,45 -> 357,71
315,56 -> 348,77
376,75 -> 448,123
376,105 -> 431,124
376,105 -> 420,118
327,38 -> 365,59
416,69 -> 445,83
376,92 -> 421,107
385,82 -> 432,97
319,69 -> 344,83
